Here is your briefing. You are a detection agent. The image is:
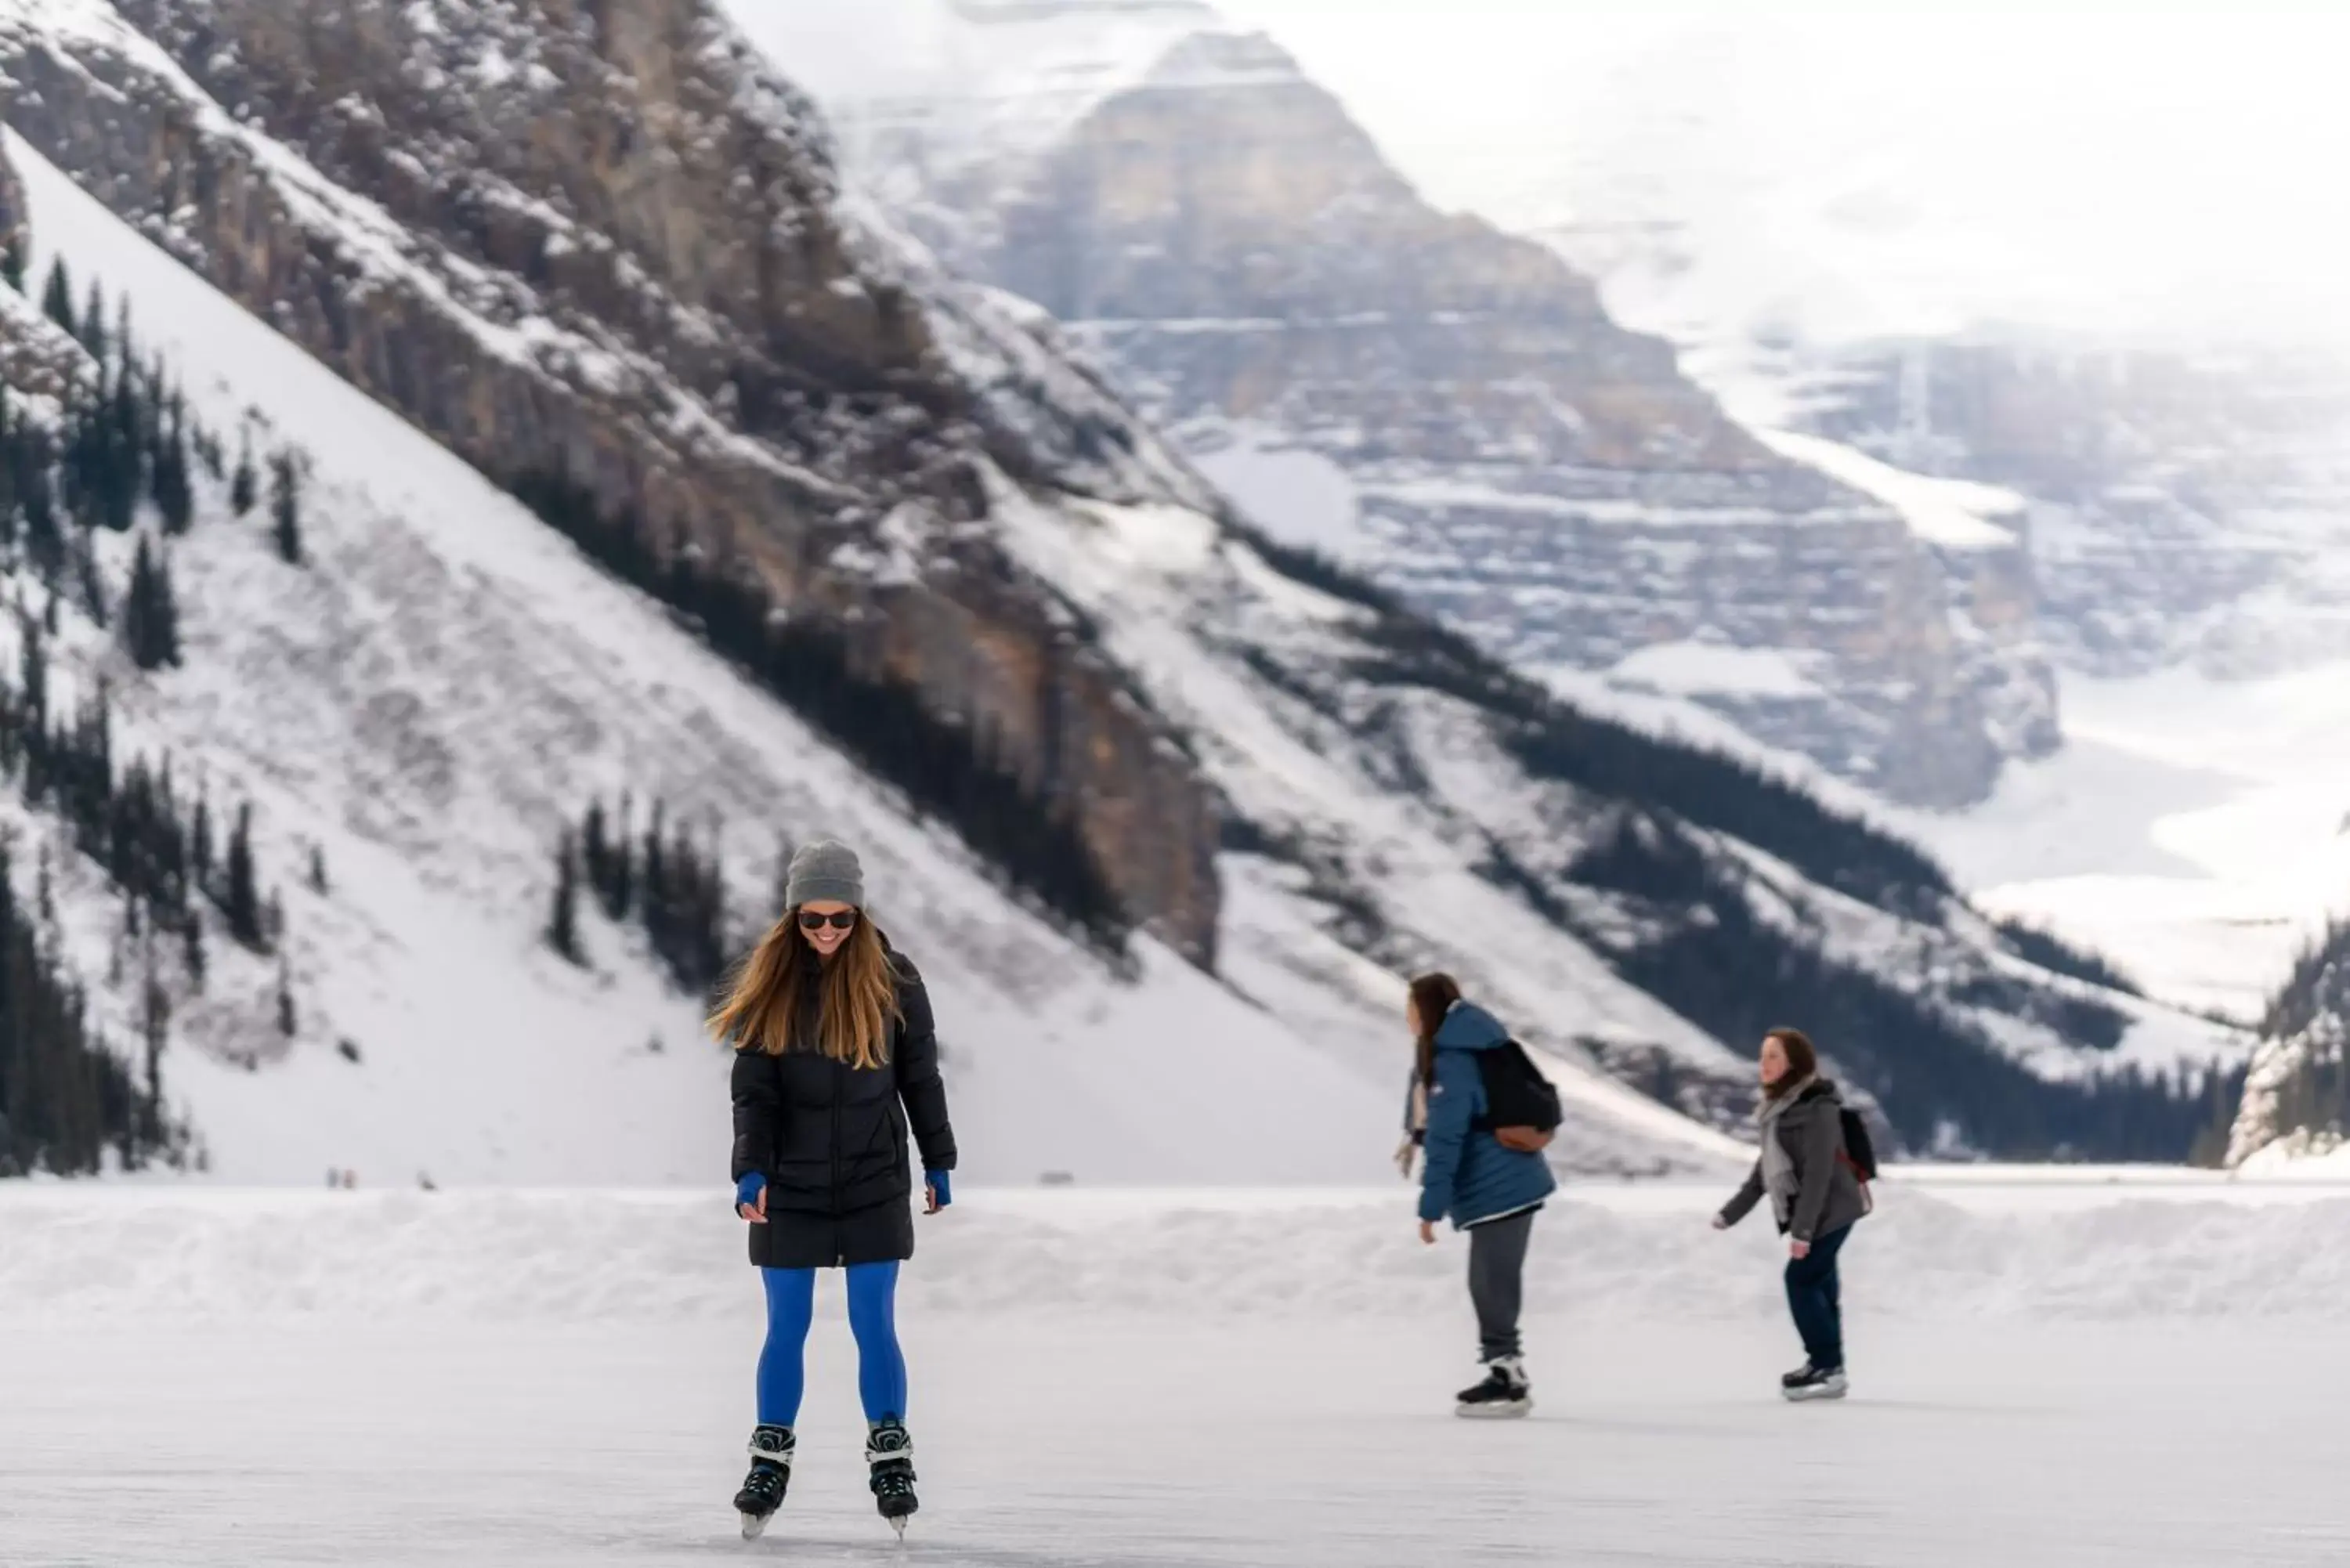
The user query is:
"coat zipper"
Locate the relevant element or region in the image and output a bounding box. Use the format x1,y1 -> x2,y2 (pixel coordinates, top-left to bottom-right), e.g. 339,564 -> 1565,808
830,1060 -> 844,1216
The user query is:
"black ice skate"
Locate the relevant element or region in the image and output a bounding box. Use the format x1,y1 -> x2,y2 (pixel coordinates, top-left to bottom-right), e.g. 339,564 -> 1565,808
1455,1355 -> 1533,1418
866,1418 -> 919,1537
733,1424 -> 794,1540
1781,1363 -> 1849,1402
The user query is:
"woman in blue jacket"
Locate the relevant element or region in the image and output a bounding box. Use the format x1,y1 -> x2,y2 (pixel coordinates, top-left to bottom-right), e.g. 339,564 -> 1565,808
1404,972 -> 1556,1417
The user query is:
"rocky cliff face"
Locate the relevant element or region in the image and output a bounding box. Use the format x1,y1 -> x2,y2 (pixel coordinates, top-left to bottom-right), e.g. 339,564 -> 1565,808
802,14 -> 2055,808
0,0 -> 1222,959
1791,337 -> 2350,682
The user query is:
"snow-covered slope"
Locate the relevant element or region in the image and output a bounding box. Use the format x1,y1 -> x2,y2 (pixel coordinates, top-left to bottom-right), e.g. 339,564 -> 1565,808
9,132 -> 1431,1187
0,96 -> 1735,1182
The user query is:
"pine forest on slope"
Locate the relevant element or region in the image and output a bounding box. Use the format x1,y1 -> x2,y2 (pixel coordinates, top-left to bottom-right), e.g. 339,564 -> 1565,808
0,247 -> 309,1174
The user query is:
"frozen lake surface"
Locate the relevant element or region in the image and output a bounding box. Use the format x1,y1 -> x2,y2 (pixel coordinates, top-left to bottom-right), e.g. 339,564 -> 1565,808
5,1185 -> 2349,1565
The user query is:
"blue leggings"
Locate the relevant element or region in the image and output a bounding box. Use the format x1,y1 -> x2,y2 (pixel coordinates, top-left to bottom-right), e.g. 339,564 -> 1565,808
757,1263 -> 907,1426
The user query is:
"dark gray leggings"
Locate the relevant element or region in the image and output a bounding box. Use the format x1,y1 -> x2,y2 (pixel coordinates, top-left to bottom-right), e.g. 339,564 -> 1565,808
1466,1207 -> 1537,1360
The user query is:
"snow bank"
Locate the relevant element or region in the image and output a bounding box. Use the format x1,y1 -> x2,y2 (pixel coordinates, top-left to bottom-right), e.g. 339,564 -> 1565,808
10,1186 -> 2350,1328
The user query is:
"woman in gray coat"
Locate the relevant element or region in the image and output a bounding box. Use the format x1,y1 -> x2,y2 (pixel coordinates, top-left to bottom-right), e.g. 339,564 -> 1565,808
1713,1027 -> 1870,1400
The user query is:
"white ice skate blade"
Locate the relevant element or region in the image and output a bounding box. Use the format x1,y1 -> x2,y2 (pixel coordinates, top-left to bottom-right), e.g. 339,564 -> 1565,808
1455,1399 -> 1533,1419
1782,1378 -> 1849,1402
740,1511 -> 772,1541
889,1517 -> 908,1541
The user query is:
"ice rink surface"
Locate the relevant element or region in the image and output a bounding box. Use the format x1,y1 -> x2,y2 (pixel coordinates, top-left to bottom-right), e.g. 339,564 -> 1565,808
5,1183 -> 2349,1566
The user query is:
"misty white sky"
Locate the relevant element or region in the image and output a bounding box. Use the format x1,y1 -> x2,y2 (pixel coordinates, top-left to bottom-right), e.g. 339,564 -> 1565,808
736,1 -> 2350,352
1209,4 -> 2350,350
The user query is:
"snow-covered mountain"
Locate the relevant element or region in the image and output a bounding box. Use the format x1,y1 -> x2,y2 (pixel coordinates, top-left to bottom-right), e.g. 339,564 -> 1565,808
744,0 -> 2060,813
1368,13 -> 2350,1011
0,0 -> 2246,1185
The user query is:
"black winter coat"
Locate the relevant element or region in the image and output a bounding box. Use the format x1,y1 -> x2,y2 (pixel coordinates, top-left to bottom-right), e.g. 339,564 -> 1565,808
728,949 -> 957,1223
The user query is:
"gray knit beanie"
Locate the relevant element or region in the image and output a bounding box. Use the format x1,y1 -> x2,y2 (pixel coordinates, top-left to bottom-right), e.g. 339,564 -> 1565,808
785,840 -> 866,909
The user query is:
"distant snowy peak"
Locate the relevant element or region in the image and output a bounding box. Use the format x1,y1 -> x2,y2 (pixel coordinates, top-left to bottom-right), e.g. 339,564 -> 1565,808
795,0 -> 1226,168
1140,29 -> 1303,91
786,0 -> 2068,811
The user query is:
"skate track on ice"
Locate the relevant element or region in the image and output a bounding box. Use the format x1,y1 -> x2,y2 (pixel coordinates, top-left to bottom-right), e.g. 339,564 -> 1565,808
6,1183 -> 2350,1566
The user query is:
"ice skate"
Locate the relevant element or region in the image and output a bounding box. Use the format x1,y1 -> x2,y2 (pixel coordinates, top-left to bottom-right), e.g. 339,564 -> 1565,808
866,1418 -> 918,1536
732,1424 -> 794,1539
1781,1363 -> 1848,1402
1455,1355 -> 1533,1418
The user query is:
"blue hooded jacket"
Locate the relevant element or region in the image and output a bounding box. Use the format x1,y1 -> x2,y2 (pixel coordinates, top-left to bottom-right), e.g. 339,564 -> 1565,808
1413,1000 -> 1559,1229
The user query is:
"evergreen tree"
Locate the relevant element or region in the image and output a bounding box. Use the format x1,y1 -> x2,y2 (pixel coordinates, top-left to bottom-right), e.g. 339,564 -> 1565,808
39,257 -> 73,336
0,844 -> 174,1176
548,829 -> 583,965
121,534 -> 183,670
582,800 -> 610,907
103,370 -> 142,529
153,409 -> 194,536
276,958 -> 298,1037
192,789 -> 215,895
183,907 -> 206,989
23,461 -> 63,583
641,798 -> 668,935
613,791 -> 635,916
75,537 -> 109,629
309,846 -> 328,896
2,237 -> 25,294
141,961 -> 169,1134
269,450 -> 303,564
223,803 -> 262,948
81,280 -> 107,360
230,435 -> 258,517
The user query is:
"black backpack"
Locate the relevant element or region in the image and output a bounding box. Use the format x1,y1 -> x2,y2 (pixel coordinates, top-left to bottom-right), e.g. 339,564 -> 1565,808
1473,1040 -> 1563,1151
1838,1107 -> 1878,1181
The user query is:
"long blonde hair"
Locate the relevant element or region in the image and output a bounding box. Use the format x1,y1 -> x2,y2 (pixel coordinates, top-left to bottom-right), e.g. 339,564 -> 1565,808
708,911 -> 902,1068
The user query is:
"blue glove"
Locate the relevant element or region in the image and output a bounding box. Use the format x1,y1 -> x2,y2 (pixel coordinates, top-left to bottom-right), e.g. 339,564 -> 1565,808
924,1169 -> 952,1211
734,1172 -> 765,1213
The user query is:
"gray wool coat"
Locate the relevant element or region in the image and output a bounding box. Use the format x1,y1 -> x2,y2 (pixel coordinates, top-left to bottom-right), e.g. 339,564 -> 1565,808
1718,1079 -> 1871,1244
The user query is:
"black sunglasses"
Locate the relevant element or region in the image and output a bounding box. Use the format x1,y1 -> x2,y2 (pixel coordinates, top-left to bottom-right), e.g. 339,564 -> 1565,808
797,909 -> 858,931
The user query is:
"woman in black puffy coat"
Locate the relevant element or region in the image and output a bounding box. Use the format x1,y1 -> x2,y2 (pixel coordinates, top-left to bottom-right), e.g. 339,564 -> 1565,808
710,840 -> 956,1539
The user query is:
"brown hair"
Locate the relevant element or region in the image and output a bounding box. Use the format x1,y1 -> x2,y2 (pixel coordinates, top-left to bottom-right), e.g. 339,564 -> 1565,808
707,909 -> 902,1068
1408,971 -> 1463,1085
1762,1027 -> 1818,1100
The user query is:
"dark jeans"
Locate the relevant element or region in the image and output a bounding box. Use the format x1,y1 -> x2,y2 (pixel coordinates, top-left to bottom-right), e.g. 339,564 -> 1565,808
1466,1207 -> 1538,1360
1783,1223 -> 1853,1371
